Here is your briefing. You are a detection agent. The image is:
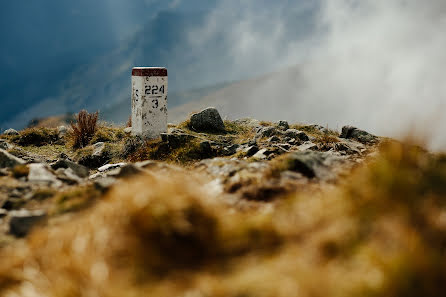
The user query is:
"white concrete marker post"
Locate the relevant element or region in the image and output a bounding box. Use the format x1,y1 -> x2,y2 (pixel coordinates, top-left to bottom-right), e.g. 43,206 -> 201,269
131,67 -> 168,139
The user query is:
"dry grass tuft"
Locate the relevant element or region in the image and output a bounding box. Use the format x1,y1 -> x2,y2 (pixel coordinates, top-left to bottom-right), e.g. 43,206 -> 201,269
70,110 -> 99,148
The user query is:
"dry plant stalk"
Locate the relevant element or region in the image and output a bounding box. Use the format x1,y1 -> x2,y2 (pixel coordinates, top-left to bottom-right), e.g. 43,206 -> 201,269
71,110 -> 99,148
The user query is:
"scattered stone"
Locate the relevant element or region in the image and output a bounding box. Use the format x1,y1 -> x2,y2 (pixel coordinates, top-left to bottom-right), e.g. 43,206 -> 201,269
107,164 -> 145,179
51,159 -> 89,178
0,168 -> 8,176
89,172 -> 105,180
3,128 -> 18,136
340,126 -> 377,144
223,144 -> 239,156
276,121 -> 290,131
189,107 -> 226,132
200,141 -> 214,156
79,142 -> 111,169
0,149 -> 26,168
280,151 -> 344,180
0,139 -> 10,150
244,145 -> 259,157
268,136 -> 281,143
57,126 -> 67,138
0,209 -> 7,218
9,210 -> 47,237
98,163 -> 127,172
298,142 -> 318,151
94,177 -> 117,192
335,142 -> 361,155
284,129 -> 310,142
124,127 -> 132,134
55,168 -> 83,185
253,148 -> 269,160
256,127 -> 277,138
277,143 -> 292,151
28,163 -> 61,186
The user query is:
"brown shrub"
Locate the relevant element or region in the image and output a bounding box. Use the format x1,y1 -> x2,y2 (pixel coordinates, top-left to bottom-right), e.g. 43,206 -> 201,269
70,110 -> 99,148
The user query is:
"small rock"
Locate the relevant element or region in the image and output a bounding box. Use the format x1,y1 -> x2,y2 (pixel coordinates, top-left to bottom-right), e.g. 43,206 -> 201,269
244,145 -> 259,157
94,177 -> 117,192
0,168 -> 9,176
51,159 -> 89,178
340,126 -> 377,144
253,148 -> 269,160
57,126 -> 67,138
0,209 -> 7,218
189,107 -> 226,132
200,141 -> 214,156
89,172 -> 105,180
276,121 -> 290,131
93,142 -> 105,155
298,142 -> 318,151
98,163 -> 127,172
282,151 -> 344,180
55,168 -> 83,185
278,143 -> 292,151
3,128 -> 19,136
28,163 -> 61,186
108,164 -> 144,179
79,142 -> 111,169
256,127 -> 278,138
268,136 -> 281,143
0,149 -> 26,168
124,127 -> 132,134
9,210 -> 47,237
284,129 -> 310,142
223,144 -> 239,156
0,139 -> 10,150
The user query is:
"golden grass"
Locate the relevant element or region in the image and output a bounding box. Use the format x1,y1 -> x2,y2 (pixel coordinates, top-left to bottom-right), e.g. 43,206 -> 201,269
0,140 -> 445,296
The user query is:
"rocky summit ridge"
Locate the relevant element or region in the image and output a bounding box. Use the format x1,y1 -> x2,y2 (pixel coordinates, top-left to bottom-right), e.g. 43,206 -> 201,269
0,107 -> 378,241
1,107 -> 446,297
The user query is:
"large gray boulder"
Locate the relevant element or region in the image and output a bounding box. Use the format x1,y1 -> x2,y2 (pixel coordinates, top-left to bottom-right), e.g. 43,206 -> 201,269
189,107 -> 225,132
0,149 -> 26,168
340,126 -> 377,144
9,210 -> 47,237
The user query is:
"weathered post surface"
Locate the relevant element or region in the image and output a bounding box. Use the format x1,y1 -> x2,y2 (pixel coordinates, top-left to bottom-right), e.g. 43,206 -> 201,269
131,67 -> 168,139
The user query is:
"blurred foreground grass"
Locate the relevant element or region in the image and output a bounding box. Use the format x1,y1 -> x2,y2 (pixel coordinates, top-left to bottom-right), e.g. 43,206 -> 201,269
1,140 -> 446,297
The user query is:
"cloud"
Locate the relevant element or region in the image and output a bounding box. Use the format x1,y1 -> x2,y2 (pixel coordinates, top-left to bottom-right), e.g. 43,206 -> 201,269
187,0 -> 446,149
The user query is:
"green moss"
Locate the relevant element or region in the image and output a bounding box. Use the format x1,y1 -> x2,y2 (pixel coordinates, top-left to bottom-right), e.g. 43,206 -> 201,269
14,128 -> 59,146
